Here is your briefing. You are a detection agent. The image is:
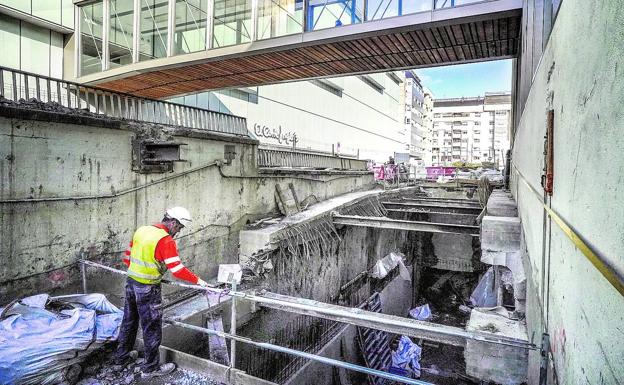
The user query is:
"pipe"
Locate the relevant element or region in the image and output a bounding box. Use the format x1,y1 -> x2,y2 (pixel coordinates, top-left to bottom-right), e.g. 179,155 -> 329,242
0,161 -> 219,203
78,260 -> 537,350
230,281 -> 237,368
165,319 -> 434,385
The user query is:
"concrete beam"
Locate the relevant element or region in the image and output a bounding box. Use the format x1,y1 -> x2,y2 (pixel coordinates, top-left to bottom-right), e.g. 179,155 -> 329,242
382,201 -> 484,214
399,198 -> 483,208
332,214 -> 480,236
254,292 -> 534,350
78,260 -> 534,351
386,208 -> 479,219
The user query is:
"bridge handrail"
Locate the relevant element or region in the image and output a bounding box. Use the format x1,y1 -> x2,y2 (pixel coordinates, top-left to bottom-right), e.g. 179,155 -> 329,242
0,66 -> 249,137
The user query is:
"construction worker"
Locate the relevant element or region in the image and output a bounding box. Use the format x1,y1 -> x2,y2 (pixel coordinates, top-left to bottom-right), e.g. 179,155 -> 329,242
113,207 -> 209,379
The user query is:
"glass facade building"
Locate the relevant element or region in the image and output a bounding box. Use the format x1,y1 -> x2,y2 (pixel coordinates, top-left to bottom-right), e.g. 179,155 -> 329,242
0,0 -> 75,29
75,0 -> 483,77
0,14 -> 64,78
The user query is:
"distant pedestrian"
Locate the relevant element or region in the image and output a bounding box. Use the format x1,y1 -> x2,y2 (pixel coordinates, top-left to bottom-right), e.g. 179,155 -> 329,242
113,207 -> 209,379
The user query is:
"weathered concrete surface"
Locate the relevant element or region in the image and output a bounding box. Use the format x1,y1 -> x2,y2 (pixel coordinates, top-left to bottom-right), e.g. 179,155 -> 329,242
0,106 -> 374,305
511,0 -> 624,383
481,216 -> 521,252
486,190 -> 518,217
464,308 -> 528,384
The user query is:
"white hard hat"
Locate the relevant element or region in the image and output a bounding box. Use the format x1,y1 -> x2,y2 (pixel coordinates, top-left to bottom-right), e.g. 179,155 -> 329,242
165,207 -> 192,227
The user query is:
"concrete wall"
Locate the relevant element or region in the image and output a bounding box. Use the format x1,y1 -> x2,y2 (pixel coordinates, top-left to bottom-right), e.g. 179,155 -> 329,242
511,0 -> 624,382
0,105 -> 374,305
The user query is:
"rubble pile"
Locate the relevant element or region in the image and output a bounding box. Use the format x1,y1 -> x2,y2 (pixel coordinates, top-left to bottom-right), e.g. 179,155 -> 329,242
75,346 -> 219,385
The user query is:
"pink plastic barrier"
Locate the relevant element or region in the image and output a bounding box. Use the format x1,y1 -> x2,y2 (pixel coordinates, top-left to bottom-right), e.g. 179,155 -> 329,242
372,165 -> 398,181
425,166 -> 456,180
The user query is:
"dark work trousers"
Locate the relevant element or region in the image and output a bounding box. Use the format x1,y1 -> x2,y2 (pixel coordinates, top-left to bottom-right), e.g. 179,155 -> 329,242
114,278 -> 163,373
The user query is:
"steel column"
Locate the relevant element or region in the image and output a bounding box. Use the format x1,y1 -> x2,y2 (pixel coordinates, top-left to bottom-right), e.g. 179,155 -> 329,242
132,0 -> 141,63
102,0 -> 111,71
230,282 -> 237,367
75,5 -> 82,78
167,0 -> 176,57
206,0 -> 215,49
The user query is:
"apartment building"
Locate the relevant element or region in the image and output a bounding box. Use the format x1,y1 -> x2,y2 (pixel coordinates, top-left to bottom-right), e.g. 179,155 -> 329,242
430,92 -> 511,168
401,71 -> 427,165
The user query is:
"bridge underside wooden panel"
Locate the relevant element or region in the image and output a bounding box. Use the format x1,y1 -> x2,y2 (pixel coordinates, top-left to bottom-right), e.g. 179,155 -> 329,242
96,15 -> 520,99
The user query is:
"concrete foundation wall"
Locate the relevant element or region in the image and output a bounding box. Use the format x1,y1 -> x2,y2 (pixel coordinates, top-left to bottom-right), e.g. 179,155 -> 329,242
511,0 -> 624,382
0,107 -> 374,304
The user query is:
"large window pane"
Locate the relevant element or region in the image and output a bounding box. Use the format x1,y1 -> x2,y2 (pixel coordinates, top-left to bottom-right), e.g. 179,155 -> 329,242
139,0 -> 168,61
307,0 -> 363,31
0,15 -> 20,70
109,0 -> 134,68
33,0 -> 62,25
50,30 -> 63,78
80,2 -> 104,75
21,22 -> 51,76
257,0 -> 303,40
434,0 -> 483,9
174,0 -> 207,55
213,0 -> 251,48
0,0 -> 31,14
366,0 -> 430,20
62,0 -> 75,28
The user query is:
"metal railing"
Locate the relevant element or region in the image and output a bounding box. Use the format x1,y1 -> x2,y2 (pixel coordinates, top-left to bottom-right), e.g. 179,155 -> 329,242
257,146 -> 369,171
77,259 -> 537,385
0,66 -> 249,136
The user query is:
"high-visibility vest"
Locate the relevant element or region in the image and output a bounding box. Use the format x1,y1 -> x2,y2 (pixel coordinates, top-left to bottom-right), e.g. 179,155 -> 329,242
127,225 -> 169,284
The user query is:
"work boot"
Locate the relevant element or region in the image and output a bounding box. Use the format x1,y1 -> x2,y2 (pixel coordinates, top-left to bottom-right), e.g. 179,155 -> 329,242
111,350 -> 139,371
141,363 -> 176,379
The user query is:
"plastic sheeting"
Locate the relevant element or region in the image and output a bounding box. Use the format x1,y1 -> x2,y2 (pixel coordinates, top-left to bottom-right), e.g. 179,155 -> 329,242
390,336 -> 422,378
0,293 -> 123,385
371,252 -> 411,281
408,304 -> 431,321
470,267 -> 497,307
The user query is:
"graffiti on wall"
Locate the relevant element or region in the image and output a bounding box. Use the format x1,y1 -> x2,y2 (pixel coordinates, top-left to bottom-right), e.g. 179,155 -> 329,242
253,123 -> 298,146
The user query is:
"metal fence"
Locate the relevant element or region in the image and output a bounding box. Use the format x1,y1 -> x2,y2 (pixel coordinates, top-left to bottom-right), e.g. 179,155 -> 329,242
257,146 -> 369,171
0,66 -> 248,136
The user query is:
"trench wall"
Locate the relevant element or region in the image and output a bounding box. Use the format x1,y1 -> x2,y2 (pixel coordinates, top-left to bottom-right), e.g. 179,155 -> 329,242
0,106 -> 374,304
511,0 -> 624,382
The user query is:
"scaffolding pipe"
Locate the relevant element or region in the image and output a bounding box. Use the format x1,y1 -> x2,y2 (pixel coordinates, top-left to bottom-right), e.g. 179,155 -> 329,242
165,319 -> 434,385
230,282 -> 237,368
78,260 -> 536,350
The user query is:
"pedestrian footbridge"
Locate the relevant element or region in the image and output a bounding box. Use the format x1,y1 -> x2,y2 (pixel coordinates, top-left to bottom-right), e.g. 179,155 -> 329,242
75,0 -> 521,98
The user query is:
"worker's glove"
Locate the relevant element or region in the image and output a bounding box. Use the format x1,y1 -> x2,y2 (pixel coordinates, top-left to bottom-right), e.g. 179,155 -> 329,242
197,278 -> 209,288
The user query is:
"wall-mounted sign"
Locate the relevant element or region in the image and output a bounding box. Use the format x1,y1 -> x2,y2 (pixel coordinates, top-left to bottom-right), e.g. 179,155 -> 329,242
253,123 -> 298,146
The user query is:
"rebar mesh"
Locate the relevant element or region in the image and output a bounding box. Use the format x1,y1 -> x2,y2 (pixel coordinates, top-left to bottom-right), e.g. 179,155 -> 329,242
339,196 -> 388,217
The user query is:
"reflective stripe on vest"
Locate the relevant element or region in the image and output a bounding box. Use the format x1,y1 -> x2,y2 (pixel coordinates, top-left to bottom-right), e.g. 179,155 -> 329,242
127,225 -> 169,284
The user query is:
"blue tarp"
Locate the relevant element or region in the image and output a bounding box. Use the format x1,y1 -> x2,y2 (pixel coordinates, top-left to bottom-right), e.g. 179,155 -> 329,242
390,336 -> 422,378
409,304 -> 431,321
0,293 -> 123,385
